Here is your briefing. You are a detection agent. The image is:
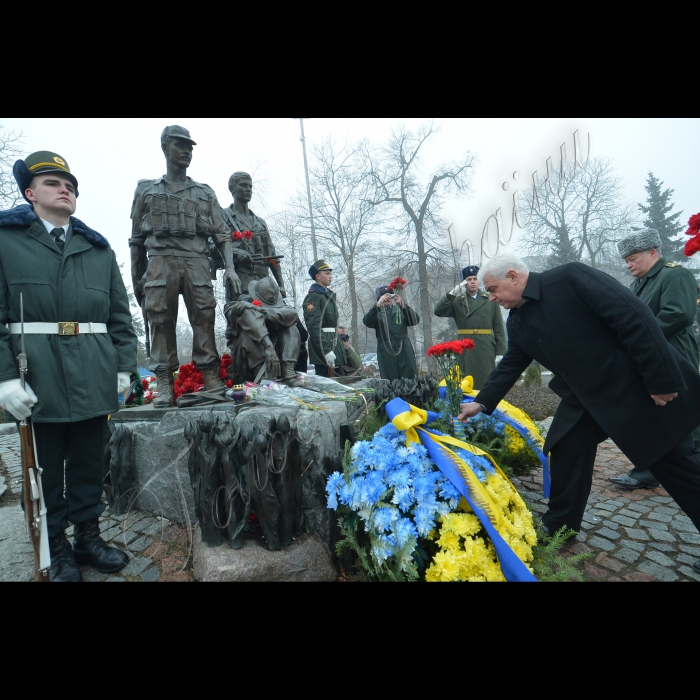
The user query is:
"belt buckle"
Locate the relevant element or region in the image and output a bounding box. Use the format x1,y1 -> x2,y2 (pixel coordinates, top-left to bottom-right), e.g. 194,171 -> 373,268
59,322 -> 78,336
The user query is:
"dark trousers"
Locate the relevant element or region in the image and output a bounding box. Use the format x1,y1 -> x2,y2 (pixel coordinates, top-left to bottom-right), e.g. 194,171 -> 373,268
314,364 -> 330,377
543,410 -> 700,534
27,416 -> 109,538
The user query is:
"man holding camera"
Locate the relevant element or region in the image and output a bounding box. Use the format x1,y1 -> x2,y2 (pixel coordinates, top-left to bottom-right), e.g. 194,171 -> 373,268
363,284 -> 420,380
336,326 -> 362,375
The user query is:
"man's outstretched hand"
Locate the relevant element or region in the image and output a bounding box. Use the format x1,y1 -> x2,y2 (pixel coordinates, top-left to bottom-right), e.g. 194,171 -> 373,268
457,401 -> 484,422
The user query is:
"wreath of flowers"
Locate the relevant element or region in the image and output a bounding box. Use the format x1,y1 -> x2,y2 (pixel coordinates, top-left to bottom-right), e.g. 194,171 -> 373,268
173,354 -> 234,399
684,212 -> 700,257
388,276 -> 407,293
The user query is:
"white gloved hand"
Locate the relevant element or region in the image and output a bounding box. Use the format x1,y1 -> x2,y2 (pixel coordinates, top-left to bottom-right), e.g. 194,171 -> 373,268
324,351 -> 336,365
450,280 -> 468,296
117,372 -> 133,394
0,378 -> 38,420
495,355 -> 503,364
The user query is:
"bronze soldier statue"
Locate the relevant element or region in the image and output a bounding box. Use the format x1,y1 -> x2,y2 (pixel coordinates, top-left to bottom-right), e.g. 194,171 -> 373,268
213,171 -> 286,301
129,125 -> 241,407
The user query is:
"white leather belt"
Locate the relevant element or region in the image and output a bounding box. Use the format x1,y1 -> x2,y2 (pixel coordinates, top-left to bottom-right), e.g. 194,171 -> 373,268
322,327 -> 336,333
8,322 -> 108,336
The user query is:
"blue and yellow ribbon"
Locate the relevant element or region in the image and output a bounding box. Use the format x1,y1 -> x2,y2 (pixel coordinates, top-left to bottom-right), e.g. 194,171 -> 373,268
386,397 -> 537,582
438,376 -> 550,497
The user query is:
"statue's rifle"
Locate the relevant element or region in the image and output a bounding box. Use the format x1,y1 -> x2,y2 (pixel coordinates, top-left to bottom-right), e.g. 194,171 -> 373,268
141,298 -> 150,359
17,293 -> 51,581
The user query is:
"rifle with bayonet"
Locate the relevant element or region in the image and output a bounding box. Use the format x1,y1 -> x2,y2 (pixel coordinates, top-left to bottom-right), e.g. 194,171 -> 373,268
18,293 -> 51,581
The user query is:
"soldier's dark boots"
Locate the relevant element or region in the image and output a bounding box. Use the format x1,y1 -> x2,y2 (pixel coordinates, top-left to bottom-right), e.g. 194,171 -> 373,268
282,361 -> 297,382
153,368 -> 174,407
201,366 -> 227,393
73,518 -> 129,573
49,531 -> 83,582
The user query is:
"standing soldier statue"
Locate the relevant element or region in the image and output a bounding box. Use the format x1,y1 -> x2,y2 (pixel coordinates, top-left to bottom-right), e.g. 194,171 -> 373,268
434,265 -> 507,390
212,171 -> 286,301
130,126 -> 241,407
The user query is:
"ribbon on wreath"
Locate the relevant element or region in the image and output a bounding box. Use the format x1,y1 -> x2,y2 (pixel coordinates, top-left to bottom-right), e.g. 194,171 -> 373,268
386,397 -> 537,582
438,376 -> 550,498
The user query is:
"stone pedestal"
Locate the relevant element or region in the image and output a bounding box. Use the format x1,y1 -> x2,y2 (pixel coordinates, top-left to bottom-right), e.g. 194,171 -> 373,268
193,526 -> 337,582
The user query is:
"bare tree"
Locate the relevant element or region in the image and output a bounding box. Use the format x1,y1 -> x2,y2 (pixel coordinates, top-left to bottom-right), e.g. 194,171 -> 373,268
366,122 -> 477,354
296,136 -> 389,348
516,156 -> 639,281
0,126 -> 24,209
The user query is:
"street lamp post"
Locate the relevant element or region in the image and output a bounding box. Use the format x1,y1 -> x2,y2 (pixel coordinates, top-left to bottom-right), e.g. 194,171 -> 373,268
294,118 -> 318,260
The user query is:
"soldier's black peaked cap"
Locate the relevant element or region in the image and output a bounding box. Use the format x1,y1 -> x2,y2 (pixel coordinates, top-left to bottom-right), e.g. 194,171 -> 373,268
309,259 -> 332,279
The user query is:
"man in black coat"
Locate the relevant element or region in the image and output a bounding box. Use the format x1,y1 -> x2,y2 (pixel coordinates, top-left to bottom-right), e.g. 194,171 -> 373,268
458,253 -> 700,574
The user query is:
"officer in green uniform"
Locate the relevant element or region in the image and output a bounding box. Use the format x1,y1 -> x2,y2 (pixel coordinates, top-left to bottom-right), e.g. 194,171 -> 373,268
0,151 -> 137,581
610,228 -> 700,489
363,284 -> 420,381
302,260 -> 346,376
130,126 -> 240,406
433,265 -> 507,390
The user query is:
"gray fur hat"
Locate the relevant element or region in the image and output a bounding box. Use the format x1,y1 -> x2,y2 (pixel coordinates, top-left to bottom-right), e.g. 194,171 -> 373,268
618,228 -> 662,259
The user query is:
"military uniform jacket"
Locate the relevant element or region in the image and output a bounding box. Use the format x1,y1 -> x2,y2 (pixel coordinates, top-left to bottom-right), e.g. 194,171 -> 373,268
476,263 -> 700,470
129,175 -> 231,257
0,206 -> 137,422
363,302 -> 420,381
630,258 -> 699,369
302,284 -> 347,366
434,290 -> 507,389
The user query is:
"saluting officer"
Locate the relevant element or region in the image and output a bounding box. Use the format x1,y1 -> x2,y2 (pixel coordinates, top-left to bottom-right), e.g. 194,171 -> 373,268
130,125 -> 240,406
610,228 -> 700,490
434,265 -> 507,390
0,151 -> 137,581
302,260 -> 346,376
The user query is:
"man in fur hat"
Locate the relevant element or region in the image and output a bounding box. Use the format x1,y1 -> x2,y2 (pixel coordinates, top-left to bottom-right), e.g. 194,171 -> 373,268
434,264 -> 507,390
0,151 -> 137,581
609,228 -> 700,489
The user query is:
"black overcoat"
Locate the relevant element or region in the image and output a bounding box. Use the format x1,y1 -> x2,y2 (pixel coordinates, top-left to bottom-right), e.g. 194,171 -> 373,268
476,263 -> 700,470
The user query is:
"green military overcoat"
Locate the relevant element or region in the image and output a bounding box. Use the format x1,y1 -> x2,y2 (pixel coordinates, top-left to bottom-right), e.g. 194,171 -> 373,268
630,258 -> 699,369
0,206 -> 137,422
302,283 -> 347,367
363,302 -> 420,380
433,290 -> 507,390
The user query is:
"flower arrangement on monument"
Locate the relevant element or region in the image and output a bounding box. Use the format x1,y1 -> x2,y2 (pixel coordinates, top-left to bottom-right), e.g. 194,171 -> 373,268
232,229 -> 254,253
173,354 -> 234,399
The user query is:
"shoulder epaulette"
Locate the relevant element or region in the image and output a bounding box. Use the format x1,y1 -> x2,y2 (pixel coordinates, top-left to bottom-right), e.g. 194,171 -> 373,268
666,262 -> 680,268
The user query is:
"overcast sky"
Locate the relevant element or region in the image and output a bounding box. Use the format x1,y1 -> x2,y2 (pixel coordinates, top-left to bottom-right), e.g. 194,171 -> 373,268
3,117 -> 698,279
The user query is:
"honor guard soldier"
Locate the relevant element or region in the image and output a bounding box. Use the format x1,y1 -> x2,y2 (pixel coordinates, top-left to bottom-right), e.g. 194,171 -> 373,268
434,265 -> 507,390
363,283 -> 420,381
610,228 -> 700,490
303,260 -> 346,376
0,151 -> 137,581
130,126 -> 241,406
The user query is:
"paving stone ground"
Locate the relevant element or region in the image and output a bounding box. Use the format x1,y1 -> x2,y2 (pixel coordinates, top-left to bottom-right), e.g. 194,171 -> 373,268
513,418 -> 700,582
0,423 -> 195,583
2,418 -> 699,582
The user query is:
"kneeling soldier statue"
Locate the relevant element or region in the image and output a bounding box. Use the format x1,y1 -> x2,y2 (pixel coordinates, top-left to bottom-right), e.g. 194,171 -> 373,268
0,151 -> 138,581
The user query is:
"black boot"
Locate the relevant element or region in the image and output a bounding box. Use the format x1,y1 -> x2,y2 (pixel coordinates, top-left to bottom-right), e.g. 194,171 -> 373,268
73,519 -> 130,573
49,531 -> 83,582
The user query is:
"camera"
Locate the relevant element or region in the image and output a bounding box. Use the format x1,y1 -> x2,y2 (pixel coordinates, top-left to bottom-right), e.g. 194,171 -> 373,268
340,334 -> 350,342
388,292 -> 396,298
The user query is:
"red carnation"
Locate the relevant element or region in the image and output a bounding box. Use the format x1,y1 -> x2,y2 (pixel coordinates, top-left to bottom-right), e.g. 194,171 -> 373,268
141,379 -> 150,389
252,299 -> 263,307
241,230 -> 253,240
388,276 -> 407,292
174,361 -> 204,399
233,231 -> 243,241
686,212 -> 700,237
684,235 -> 700,257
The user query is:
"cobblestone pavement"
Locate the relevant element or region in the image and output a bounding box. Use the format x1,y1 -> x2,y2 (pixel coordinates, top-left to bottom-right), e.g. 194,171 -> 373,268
0,423 -> 195,582
515,421 -> 700,582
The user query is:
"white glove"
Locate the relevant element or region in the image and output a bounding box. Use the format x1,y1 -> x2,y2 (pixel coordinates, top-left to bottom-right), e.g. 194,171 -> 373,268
0,378 -> 38,420
450,280 -> 468,296
324,351 -> 336,365
495,355 -> 503,364
117,372 -> 133,394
